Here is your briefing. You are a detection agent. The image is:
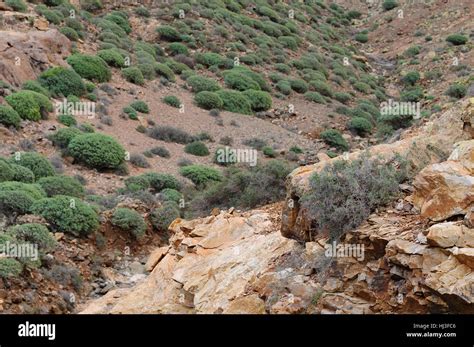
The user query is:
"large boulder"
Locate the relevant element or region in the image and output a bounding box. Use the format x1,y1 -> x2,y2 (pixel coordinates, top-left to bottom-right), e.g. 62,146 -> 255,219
0,29 -> 71,87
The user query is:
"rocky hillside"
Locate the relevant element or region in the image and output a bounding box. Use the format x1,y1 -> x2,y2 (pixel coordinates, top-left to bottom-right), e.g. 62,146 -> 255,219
0,0 -> 472,314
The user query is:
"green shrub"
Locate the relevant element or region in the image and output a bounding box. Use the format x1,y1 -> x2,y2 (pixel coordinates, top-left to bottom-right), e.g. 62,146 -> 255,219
7,223 -> 57,253
0,190 -> 35,215
194,91 -> 223,110
0,182 -> 46,200
290,79 -> 309,94
187,75 -> 221,93
276,80 -> 292,95
302,155 -> 402,241
180,165 -> 222,187
334,92 -> 351,104
355,33 -> 368,43
57,114 -> 77,127
168,42 -> 188,56
80,0 -> 102,12
320,129 -> 349,151
224,71 -> 261,91
0,160 -> 14,182
122,67 -> 145,85
163,96 -> 181,108
124,175 -> 150,192
400,86 -> 423,102
9,152 -> 55,179
184,141 -> 210,156
262,146 -> 276,157
446,34 -> 468,46
68,133 -> 126,170
195,52 -> 225,67
105,13 -> 131,34
382,0 -> 398,11
216,90 -> 253,115
242,90 -> 272,111
0,258 -> 23,278
0,105 -> 21,129
446,83 -> 467,99
348,117 -> 372,136
404,45 -> 421,57
67,54 -> 111,83
278,36 -> 298,50
6,0 -> 27,12
135,6 -> 150,17
401,71 -> 420,86
379,112 -> 412,130
310,80 -> 333,97
147,126 -> 194,144
130,100 -> 149,113
10,164 -> 35,183
49,127 -> 82,149
159,188 -> 182,204
123,106 -> 138,120
97,49 -> 125,67
150,146 -> 170,158
38,175 -> 84,197
154,63 -> 176,82
38,67 -> 86,97
5,91 -> 52,121
156,25 -> 181,41
111,208 -> 146,239
150,201 -> 180,232
142,172 -> 181,192
22,80 -> 50,97
60,27 -> 79,41
31,196 -> 99,237
304,91 -> 325,104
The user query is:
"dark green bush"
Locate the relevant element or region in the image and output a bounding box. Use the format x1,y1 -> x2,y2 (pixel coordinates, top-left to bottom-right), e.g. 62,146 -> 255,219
401,71 -> 420,86
276,80 -> 292,95
122,67 -> 145,85
446,83 -> 467,99
67,54 -> 111,83
304,91 -> 325,104
9,164 -> 35,183
57,114 -> 77,127
31,195 -> 99,237
195,52 -> 225,67
123,106 -> 138,120
147,126 -> 194,144
0,258 -> 23,278
22,80 -> 50,97
168,42 -> 188,56
382,0 -> 398,11
150,201 -> 180,232
105,13 -> 131,34
124,175 -> 150,192
137,172 -> 180,193
355,33 -> 368,43
49,127 -> 82,149
242,90 -> 272,111
400,86 -> 423,102
154,63 -> 176,82
180,165 -> 222,187
163,96 -> 181,108
0,105 -> 21,129
156,25 -> 181,41
310,80 -> 333,97
150,146 -> 170,158
348,117 -> 372,136
0,182 -> 46,200
9,152 -> 55,179
111,208 -> 146,239
194,91 -> 224,110
216,90 -> 253,115
68,133 -> 126,170
446,34 -> 468,46
187,75 -> 221,93
6,0 -> 27,12
224,71 -> 261,91
60,27 -> 79,41
290,79 -> 309,94
262,146 -> 276,158
184,141 -> 210,156
130,100 -> 149,113
320,129 -> 349,151
0,160 -> 14,182
97,49 -> 125,67
159,188 -> 182,204
5,91 -> 53,121
334,92 -> 351,104
7,223 -> 57,253
38,67 -> 86,97
80,0 -> 102,12
38,175 -> 84,197
0,190 -> 35,215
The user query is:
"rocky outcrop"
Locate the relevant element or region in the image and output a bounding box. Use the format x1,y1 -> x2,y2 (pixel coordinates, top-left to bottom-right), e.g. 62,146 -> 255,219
0,29 -> 71,87
281,100 -> 473,242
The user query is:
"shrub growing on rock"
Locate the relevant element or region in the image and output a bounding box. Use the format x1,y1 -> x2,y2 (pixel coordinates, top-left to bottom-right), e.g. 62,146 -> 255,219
31,196 -> 99,236
0,182 -> 46,200
446,83 -> 467,99
0,258 -> 23,278
68,133 -> 126,170
5,91 -> 53,121
0,105 -> 21,129
38,67 -> 86,97
7,223 -> 57,253
9,152 -> 55,179
320,129 -> 349,151
111,208 -> 147,239
37,175 -> 85,197
67,54 -> 111,83
150,201 -> 180,232
0,190 -> 36,215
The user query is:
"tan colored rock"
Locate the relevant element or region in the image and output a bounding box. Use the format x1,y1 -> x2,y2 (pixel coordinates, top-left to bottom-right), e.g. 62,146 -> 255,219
144,246 -> 169,272
0,30 -> 71,87
223,294 -> 266,314
34,18 -> 49,31
448,140 -> 474,173
451,248 -> 474,269
427,222 -> 474,248
412,161 -> 474,221
317,152 -> 331,162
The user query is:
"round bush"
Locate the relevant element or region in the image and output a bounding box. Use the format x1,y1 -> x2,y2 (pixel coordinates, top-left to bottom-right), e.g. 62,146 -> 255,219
348,117 -> 373,136
60,27 -> 79,41
195,52 -> 225,67
290,79 -> 309,94
382,0 -> 398,11
0,160 -> 14,182
141,172 -> 181,192
320,129 -> 349,151
242,90 -> 272,111
194,91 -> 223,110
57,114 -> 77,127
0,182 -> 46,200
334,92 -> 351,104
5,91 -> 53,121
123,106 -> 138,120
21,80 -> 50,97
111,208 -> 147,239
130,100 -> 149,113
156,25 -> 181,41
180,165 -> 222,186
5,0 -> 27,12
154,63 -> 176,82
310,80 -> 333,97
168,42 -> 188,56
0,258 -> 23,278
184,141 -> 210,156
150,201 -> 180,232
0,105 -> 21,128
446,34 -> 468,46
122,67 -> 145,85
159,188 -> 182,204
124,175 -> 150,192
187,75 -> 221,93
401,71 -> 420,86
97,49 -> 125,67
355,33 -> 368,43
9,152 -> 55,179
7,223 -> 57,253
68,133 -> 126,170
31,196 -> 99,237
304,91 -> 325,104
10,164 -> 35,183
446,83 -> 467,99
38,175 -> 85,198
276,80 -> 292,95
163,96 -> 181,108
38,67 -> 86,97
0,190 -> 35,215
67,54 -> 111,83
224,71 -> 261,91
49,127 -> 82,149
216,90 -> 253,115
